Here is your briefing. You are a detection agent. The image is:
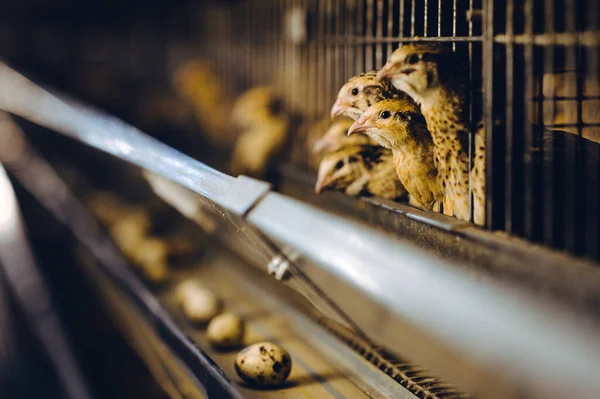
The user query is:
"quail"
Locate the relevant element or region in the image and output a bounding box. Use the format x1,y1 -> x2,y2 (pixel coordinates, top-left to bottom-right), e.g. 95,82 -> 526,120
231,86 -> 281,130
230,87 -> 289,177
172,60 -> 232,146
348,99 -> 443,210
331,70 -> 410,121
312,116 -> 372,155
377,43 -> 483,223
315,144 -> 408,201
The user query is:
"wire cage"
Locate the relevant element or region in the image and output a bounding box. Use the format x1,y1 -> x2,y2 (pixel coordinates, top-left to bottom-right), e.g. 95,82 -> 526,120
199,0 -> 600,261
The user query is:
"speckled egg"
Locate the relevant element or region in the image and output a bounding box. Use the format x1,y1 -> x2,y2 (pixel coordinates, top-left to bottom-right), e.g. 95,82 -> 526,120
207,313 -> 245,349
235,342 -> 292,387
176,281 -> 220,324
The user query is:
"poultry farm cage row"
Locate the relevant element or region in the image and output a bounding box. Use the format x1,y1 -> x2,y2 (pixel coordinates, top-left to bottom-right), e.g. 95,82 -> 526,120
200,0 -> 600,261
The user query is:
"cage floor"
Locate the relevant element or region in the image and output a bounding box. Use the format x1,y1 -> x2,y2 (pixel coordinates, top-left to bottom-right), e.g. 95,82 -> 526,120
152,249 -> 373,399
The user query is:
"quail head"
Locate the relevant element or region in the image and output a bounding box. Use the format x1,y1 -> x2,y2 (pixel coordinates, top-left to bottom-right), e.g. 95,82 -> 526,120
348,99 -> 442,210
315,144 -> 407,201
377,43 -> 478,222
231,86 -> 283,130
312,117 -> 373,155
331,70 -> 410,121
376,43 -> 469,111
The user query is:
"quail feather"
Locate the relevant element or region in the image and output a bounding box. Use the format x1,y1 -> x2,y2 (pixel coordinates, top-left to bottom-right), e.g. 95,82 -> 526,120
331,70 -> 411,121
378,43 -> 484,224
348,99 -> 443,210
315,144 -> 408,201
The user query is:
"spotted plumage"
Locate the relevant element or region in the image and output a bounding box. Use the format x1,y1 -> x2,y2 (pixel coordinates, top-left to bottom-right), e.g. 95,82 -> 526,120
378,42 -> 483,223
315,144 -> 407,201
331,70 -> 411,121
472,122 -> 485,225
348,99 -> 443,210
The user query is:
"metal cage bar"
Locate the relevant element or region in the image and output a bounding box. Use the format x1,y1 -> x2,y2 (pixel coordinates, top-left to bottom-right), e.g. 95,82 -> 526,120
197,0 -> 600,262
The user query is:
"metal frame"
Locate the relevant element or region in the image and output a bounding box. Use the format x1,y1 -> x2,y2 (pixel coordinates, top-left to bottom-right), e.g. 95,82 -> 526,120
0,115 -> 245,399
203,0 -> 600,261
3,62 -> 600,399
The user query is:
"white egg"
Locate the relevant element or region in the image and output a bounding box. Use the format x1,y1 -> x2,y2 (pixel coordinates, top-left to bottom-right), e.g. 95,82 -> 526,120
176,281 -> 220,324
207,313 -> 245,349
235,342 -> 292,387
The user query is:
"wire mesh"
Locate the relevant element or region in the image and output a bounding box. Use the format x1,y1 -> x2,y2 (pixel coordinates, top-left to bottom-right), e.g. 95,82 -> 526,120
200,0 -> 600,262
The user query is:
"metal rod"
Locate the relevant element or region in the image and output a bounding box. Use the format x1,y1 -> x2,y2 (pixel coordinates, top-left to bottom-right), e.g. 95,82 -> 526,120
411,0 -> 416,37
523,0 -> 535,240
0,64 -> 234,203
324,34 -> 484,43
387,0 -> 394,57
311,0 -> 319,118
494,31 -> 600,46
318,0 -> 326,115
563,0 -> 578,252
366,0 -> 374,70
542,0 -> 556,247
452,0 -> 457,50
424,0 -> 429,36
348,0 -> 356,77
400,0 -> 405,38
356,0 -> 365,73
438,0 -> 442,37
376,0 -> 384,66
483,0 -> 500,230
574,8 -> 586,258
504,0 -> 514,234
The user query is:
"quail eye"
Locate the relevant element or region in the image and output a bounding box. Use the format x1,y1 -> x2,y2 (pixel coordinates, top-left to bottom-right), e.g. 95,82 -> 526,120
351,88 -> 359,96
348,156 -> 359,163
380,110 -> 391,119
334,160 -> 344,170
406,53 -> 420,64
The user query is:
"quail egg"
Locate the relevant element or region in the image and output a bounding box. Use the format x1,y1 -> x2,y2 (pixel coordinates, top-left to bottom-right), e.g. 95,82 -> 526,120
133,237 -> 168,267
176,281 -> 220,324
235,342 -> 292,387
109,209 -> 151,257
207,313 -> 245,349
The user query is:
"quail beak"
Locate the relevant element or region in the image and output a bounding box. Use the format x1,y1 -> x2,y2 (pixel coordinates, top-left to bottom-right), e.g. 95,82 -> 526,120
315,176 -> 334,194
312,135 -> 334,154
330,99 -> 351,119
376,63 -> 396,81
348,117 -> 373,136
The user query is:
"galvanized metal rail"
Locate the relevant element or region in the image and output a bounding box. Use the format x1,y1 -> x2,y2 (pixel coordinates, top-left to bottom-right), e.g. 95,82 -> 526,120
2,63 -> 600,399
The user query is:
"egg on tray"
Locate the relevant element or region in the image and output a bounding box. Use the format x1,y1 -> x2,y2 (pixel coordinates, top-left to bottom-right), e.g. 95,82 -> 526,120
235,342 -> 292,387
